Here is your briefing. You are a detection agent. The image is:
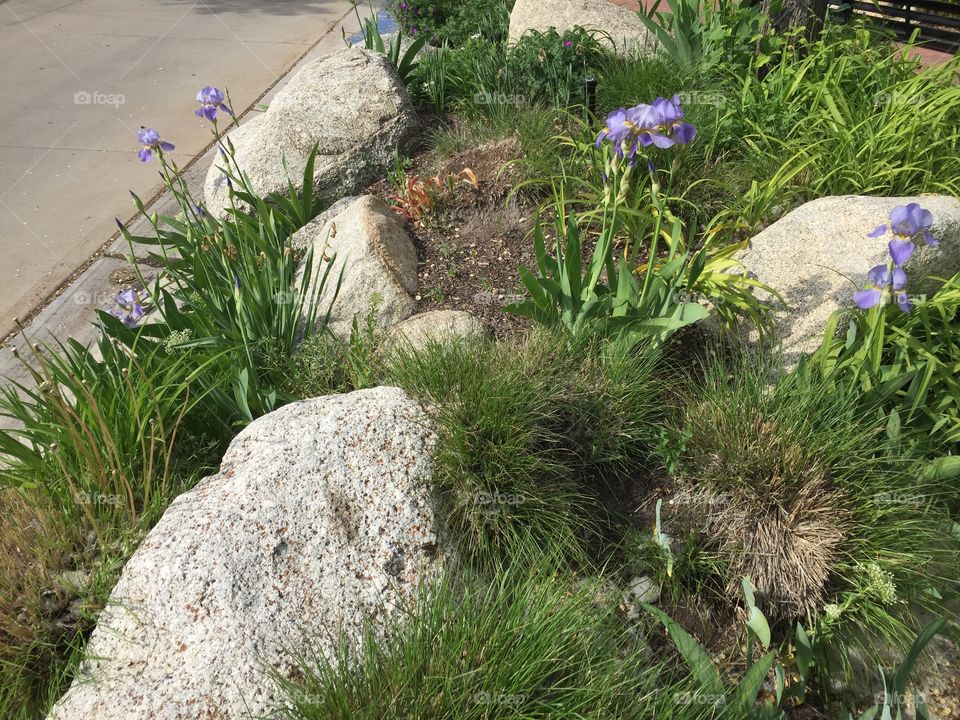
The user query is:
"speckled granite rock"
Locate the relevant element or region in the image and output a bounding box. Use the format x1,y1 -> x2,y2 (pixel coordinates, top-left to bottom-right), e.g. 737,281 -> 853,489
386,310 -> 489,353
203,47 -> 416,218
48,387 -> 442,720
509,0 -> 657,56
736,195 -> 960,364
293,195 -> 418,340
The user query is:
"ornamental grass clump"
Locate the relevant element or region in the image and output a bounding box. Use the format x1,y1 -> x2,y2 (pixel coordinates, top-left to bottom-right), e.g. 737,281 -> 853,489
673,354 -> 959,684
271,556 -> 706,720
383,331 -> 664,567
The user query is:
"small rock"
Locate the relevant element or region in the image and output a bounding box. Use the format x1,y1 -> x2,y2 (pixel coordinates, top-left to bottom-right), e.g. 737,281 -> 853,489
293,196 -> 418,340
621,575 -> 660,620
385,310 -> 489,354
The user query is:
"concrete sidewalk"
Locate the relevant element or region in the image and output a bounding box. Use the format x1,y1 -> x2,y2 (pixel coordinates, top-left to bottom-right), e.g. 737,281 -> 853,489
0,0 -> 361,343
0,1 -> 381,423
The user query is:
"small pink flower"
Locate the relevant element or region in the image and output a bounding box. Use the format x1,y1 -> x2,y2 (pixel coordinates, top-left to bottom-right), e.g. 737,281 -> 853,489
563,40 -> 573,47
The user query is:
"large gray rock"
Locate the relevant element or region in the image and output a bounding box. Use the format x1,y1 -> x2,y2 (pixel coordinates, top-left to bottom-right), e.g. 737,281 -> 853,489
294,195 -> 418,339
508,0 -> 656,56
737,195 -> 960,363
386,310 -> 488,353
204,47 -> 416,218
49,387 -> 442,720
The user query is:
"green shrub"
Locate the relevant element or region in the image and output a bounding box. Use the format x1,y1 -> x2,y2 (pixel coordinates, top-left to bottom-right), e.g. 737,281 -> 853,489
506,28 -> 610,109
272,558 -> 707,720
387,0 -> 512,46
383,332 -> 663,566
412,29 -> 609,113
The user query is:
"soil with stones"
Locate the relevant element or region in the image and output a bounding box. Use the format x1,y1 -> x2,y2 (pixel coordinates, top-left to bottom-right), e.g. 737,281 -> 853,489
367,137 -> 538,339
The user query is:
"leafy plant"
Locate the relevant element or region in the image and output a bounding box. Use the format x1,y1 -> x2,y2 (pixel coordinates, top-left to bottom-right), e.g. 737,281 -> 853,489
506,28 -> 610,109
346,1 -> 428,85
411,28 -> 609,114
643,590 -> 777,718
637,0 -> 768,72
507,101 -> 716,346
844,618 -> 947,720
386,167 -> 477,222
119,139 -> 343,423
637,0 -> 717,71
387,0 -> 512,46
810,271 -> 960,448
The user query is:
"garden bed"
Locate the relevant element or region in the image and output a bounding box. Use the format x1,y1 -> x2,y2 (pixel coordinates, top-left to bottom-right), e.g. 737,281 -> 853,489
3,1 -> 960,718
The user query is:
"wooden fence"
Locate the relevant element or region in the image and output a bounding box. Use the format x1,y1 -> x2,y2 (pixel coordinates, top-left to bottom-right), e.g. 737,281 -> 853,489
830,0 -> 960,53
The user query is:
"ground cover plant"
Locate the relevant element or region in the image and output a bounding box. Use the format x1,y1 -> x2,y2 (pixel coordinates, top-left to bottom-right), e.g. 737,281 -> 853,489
2,1 -> 960,718
0,93 -> 348,719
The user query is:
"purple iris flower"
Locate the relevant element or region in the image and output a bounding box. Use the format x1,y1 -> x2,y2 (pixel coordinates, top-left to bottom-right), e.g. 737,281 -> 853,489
596,108 -> 638,159
867,263 -> 906,290
195,86 -> 233,122
631,103 -> 674,149
112,288 -> 146,327
137,127 -> 174,162
596,96 -> 697,158
650,95 -> 697,145
868,203 -> 938,247
853,231 -> 918,314
853,288 -> 883,310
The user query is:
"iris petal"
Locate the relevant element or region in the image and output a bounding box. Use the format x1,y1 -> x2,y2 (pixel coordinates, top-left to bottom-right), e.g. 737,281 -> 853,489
896,292 -> 912,314
867,264 -> 891,287
888,239 -> 915,266
891,266 -> 907,290
854,288 -> 883,309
